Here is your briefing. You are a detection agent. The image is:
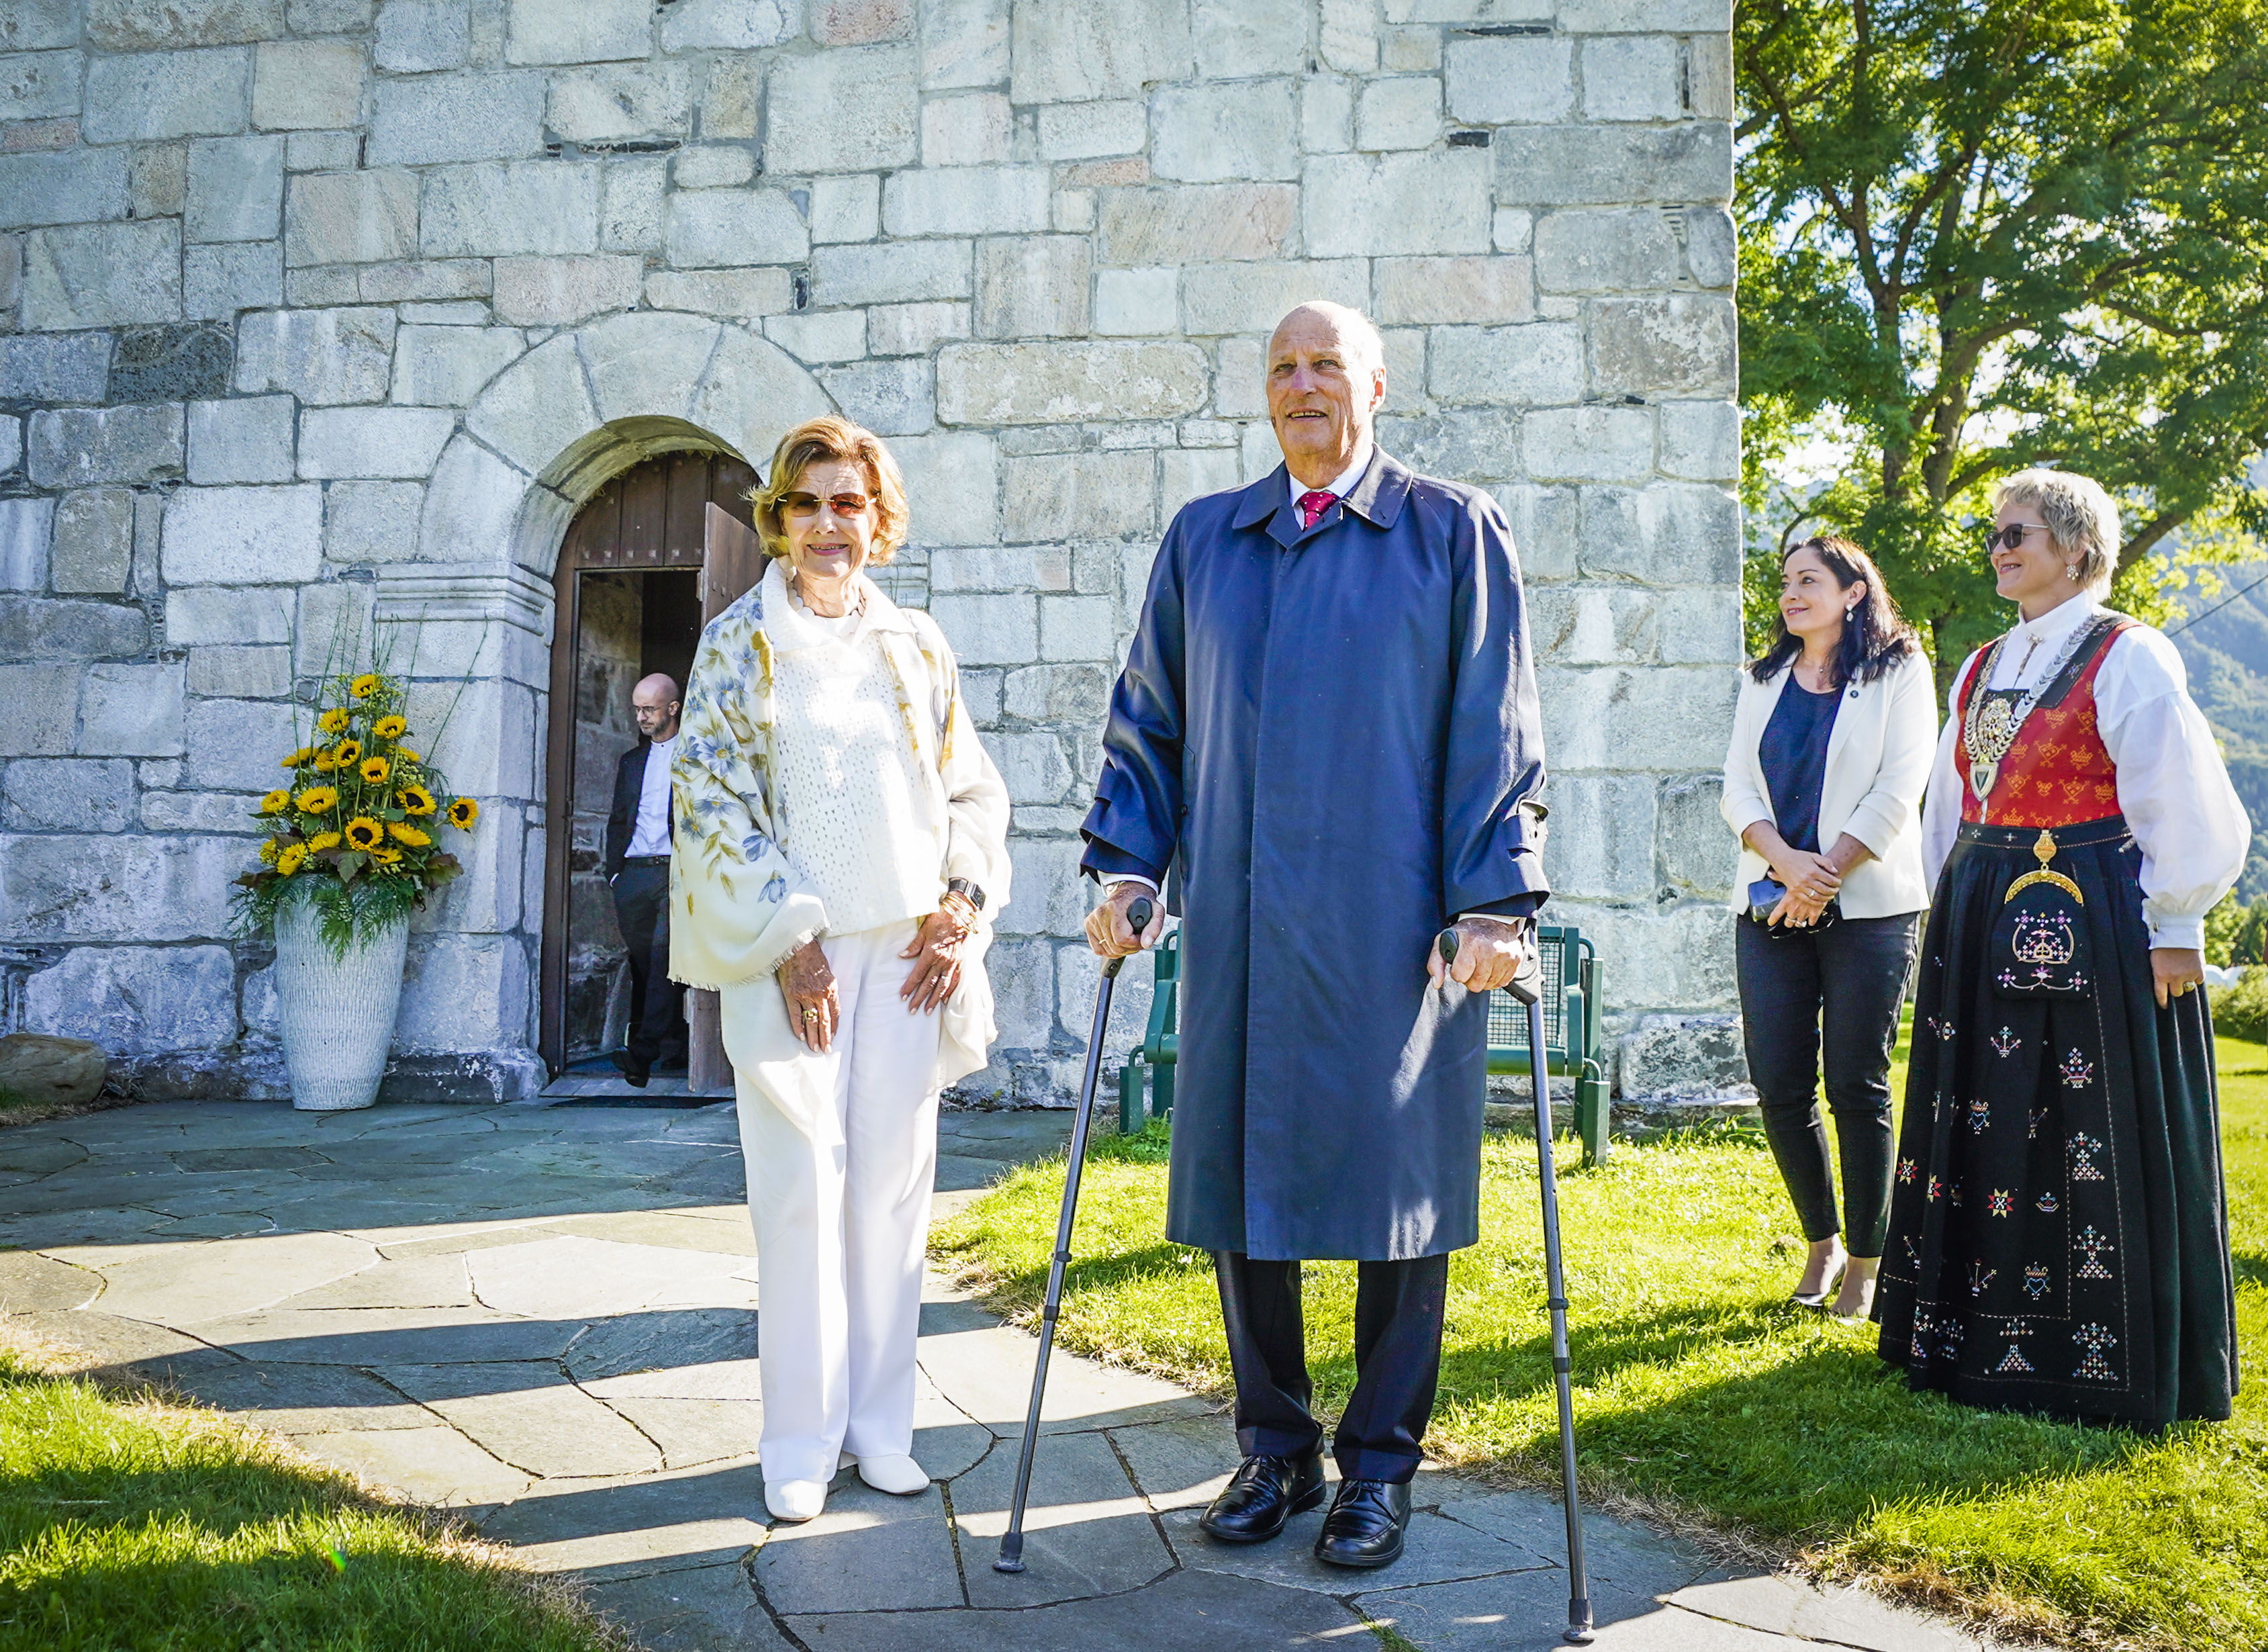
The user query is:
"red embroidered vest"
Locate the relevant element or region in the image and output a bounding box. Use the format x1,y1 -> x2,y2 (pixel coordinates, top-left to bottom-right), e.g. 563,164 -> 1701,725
1955,621 -> 2132,826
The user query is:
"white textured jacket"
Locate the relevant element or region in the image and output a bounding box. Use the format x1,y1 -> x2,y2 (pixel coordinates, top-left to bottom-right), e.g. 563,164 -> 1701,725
1719,649 -> 1939,919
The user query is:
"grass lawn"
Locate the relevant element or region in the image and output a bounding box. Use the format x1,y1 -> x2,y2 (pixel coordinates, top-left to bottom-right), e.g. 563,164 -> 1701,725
0,1334 -> 626,1652
934,1017 -> 2268,1652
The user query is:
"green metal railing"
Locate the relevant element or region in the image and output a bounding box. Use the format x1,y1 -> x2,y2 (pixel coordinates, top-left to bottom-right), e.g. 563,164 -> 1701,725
1118,923 -> 1611,1166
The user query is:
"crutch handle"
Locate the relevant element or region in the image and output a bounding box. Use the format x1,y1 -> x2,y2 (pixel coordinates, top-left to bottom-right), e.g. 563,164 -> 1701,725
1104,897 -> 1155,978
1435,925 -> 1542,1005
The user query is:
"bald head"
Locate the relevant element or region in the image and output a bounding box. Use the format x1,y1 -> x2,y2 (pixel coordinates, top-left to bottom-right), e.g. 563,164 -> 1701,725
1269,302 -> 1384,374
1266,302 -> 1388,491
632,673 -> 681,741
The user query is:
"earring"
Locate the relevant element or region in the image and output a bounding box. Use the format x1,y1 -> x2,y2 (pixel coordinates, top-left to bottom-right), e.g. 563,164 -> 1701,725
2066,563 -> 2080,582
1844,603 -> 1858,616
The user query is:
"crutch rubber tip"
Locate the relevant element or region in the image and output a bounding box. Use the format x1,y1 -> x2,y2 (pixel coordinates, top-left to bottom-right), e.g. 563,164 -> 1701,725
992,1556 -> 1026,1573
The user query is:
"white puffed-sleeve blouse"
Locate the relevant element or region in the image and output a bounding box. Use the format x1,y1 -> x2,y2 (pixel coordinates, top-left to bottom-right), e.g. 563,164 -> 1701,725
1917,595 -> 2251,950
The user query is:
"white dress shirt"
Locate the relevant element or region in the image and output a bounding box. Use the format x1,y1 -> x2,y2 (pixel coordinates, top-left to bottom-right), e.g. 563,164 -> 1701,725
624,734 -> 676,858
1286,437 -> 1374,511
1918,596 -> 2249,948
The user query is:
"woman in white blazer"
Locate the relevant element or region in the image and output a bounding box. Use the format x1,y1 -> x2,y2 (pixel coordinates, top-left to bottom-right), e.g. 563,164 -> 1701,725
1721,535 -> 1938,1320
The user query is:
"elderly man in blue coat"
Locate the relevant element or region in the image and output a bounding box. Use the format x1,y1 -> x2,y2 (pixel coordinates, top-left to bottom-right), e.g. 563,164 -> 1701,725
1082,300 -> 1548,1569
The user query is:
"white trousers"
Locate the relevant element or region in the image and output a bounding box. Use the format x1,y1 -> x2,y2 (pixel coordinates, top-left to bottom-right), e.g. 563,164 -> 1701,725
721,920 -> 942,1486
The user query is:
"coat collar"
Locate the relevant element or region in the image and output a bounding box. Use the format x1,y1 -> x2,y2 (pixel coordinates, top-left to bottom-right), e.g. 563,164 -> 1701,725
1231,444 -> 1413,547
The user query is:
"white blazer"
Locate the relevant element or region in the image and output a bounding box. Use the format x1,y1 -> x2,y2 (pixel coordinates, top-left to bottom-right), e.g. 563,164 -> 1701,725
1719,649 -> 1938,919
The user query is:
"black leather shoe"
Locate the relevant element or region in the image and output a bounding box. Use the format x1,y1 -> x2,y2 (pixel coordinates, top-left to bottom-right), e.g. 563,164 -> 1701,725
608,1048 -> 651,1089
1196,1451 -> 1325,1544
1314,1478 -> 1410,1568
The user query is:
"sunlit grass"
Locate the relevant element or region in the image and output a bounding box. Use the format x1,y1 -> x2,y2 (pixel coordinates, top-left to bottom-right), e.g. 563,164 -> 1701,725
0,1338 -> 626,1652
935,1019 -> 2268,1651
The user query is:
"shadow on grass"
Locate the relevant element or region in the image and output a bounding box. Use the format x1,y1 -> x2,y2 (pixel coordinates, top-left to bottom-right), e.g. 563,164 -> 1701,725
0,1368 -> 611,1652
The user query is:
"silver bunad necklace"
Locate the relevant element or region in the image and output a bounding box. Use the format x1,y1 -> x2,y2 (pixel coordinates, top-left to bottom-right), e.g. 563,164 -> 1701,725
1960,613 -> 2101,818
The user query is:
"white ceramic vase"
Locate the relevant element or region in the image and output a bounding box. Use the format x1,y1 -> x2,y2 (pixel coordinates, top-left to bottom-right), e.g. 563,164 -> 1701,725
272,890 -> 410,1112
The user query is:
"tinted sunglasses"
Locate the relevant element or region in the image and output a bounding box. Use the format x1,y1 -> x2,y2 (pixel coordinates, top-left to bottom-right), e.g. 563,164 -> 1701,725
1983,522 -> 2050,553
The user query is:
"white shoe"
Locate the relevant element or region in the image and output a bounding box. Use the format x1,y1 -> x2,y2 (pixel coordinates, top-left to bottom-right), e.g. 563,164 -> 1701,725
764,1477 -> 828,1522
857,1454 -> 928,1495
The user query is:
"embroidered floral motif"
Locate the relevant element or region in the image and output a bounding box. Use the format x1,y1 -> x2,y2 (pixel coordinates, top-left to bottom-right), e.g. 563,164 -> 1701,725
1995,1342 -> 2036,1374
1969,1098 -> 1991,1134
2029,1107 -> 2048,1140
2069,1132 -> 2105,1181
1969,1260 -> 1997,1296
2037,1189 -> 2059,1213
2024,1263 -> 2050,1300
1897,1156 -> 1918,1185
2073,1322 -> 2118,1382
1902,1234 -> 1920,1265
2075,1224 -> 2114,1280
1991,1027 -> 2021,1059
1988,1188 -> 2014,1218
1949,1182 -> 1965,1208
1927,1174 -> 1944,1202
2060,1048 -> 2094,1089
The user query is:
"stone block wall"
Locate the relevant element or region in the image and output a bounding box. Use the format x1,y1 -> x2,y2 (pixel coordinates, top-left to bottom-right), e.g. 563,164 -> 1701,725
0,0 -> 1741,1103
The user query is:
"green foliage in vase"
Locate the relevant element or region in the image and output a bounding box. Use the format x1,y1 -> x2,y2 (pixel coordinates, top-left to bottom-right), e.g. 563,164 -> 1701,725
1737,0 -> 2268,668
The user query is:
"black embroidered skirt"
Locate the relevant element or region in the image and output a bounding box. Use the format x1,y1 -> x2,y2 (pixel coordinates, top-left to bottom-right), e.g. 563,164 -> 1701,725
1875,815 -> 2239,1428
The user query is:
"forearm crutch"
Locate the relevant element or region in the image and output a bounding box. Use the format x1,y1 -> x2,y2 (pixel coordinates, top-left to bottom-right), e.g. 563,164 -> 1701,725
995,896 -> 1154,1575
1442,928 -> 1593,1645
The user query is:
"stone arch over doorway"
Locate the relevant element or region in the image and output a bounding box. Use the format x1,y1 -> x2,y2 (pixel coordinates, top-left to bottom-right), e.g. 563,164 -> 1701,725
379,314 -> 833,1094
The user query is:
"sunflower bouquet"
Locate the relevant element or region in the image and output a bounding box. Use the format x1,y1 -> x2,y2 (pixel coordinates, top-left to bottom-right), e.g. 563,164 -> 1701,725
232,668 -> 481,957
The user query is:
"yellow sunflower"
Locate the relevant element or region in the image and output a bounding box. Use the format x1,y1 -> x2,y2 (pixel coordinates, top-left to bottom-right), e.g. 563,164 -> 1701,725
281,747 -> 314,768
313,750 -> 340,774
343,817 -> 384,852
373,715 -> 408,740
258,837 -> 283,864
308,831 -> 343,852
276,844 -> 308,876
333,739 -> 362,765
387,821 -> 432,847
260,788 -> 291,814
448,796 -> 481,829
369,846 -> 404,866
359,756 -> 390,784
397,745 -> 422,762
397,784 -> 437,817
294,785 -> 338,815
318,708 -> 351,735
350,673 -> 382,700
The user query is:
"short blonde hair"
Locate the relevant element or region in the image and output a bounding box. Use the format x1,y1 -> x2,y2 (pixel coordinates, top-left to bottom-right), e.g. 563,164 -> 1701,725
748,415 -> 910,564
1993,468 -> 2121,595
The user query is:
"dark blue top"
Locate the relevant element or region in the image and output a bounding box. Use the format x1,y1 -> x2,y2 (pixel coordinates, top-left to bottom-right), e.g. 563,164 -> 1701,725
1759,673 -> 1842,854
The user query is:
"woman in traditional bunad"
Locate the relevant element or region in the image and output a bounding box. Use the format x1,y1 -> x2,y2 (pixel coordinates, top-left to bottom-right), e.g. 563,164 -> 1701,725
1875,469 -> 2247,1428
669,416 -> 1011,1522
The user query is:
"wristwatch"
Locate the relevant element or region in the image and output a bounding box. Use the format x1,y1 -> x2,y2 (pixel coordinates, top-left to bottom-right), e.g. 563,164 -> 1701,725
945,877 -> 986,912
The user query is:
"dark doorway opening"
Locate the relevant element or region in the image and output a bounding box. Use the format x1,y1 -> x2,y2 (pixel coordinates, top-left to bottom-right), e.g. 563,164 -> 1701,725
539,449 -> 766,1092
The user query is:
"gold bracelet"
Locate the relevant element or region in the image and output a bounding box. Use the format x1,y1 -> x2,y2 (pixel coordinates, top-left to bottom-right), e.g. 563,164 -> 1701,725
939,891 -> 977,929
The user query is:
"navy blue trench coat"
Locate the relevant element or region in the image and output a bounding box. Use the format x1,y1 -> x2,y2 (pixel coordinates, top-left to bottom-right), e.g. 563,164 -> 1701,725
1080,449 -> 1548,1261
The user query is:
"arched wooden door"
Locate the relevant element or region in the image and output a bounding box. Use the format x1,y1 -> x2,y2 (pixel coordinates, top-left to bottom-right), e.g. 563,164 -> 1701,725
538,449 -> 765,1083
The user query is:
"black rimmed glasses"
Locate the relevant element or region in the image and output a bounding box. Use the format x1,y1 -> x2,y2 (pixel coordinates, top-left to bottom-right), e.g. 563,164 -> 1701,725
1983,522 -> 2050,553
782,492 -> 876,521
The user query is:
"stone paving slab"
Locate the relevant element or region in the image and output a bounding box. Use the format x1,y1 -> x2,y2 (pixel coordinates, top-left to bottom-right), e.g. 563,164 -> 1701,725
0,1099 -> 2036,1652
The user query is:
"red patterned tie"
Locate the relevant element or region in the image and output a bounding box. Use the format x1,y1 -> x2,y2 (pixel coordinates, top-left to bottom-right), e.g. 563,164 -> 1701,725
1296,489 -> 1337,529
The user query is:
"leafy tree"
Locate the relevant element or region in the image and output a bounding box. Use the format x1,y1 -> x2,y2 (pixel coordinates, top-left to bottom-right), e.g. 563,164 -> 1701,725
1738,0 -> 2268,667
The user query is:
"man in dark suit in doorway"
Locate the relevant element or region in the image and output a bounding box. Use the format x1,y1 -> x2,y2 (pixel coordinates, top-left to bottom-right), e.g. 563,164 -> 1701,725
606,672 -> 687,1087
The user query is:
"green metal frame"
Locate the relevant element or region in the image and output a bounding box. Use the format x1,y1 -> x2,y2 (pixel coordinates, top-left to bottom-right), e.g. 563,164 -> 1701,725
1118,923 -> 1609,1166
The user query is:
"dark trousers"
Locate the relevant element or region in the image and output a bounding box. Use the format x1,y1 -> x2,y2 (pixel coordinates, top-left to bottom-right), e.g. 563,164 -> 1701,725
1214,1249 -> 1449,1484
611,862 -> 684,1066
1734,911 -> 1917,1256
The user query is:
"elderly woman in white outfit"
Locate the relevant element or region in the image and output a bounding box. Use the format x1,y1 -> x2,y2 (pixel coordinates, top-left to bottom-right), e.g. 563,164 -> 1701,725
669,416 -> 1010,1523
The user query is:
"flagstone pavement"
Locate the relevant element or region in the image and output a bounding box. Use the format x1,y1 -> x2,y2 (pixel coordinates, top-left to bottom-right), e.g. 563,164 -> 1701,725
0,1099 -> 2020,1652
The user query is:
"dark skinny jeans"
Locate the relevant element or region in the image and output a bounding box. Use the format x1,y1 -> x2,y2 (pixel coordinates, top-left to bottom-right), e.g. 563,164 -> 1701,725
1734,911 -> 1918,1258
